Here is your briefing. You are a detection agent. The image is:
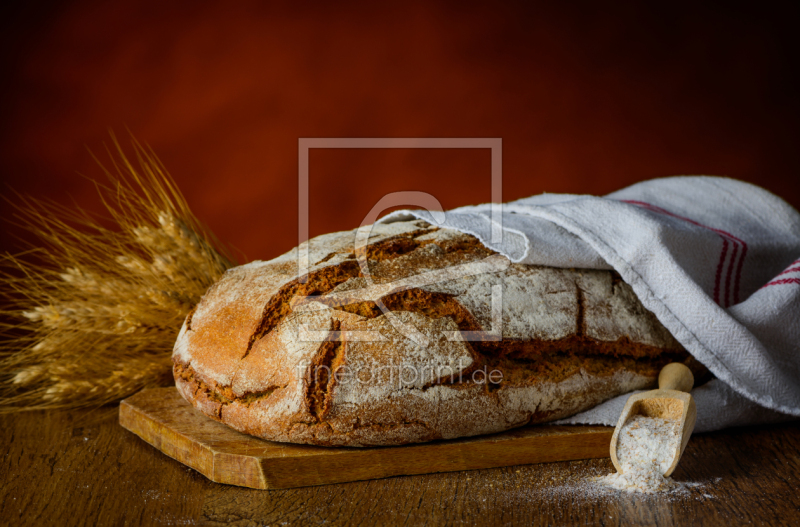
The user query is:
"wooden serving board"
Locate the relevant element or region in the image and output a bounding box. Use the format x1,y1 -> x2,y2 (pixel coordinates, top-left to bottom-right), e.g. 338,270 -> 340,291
119,387 -> 613,490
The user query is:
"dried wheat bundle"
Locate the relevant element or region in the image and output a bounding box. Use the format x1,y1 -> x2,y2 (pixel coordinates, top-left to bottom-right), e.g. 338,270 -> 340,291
0,137 -> 236,411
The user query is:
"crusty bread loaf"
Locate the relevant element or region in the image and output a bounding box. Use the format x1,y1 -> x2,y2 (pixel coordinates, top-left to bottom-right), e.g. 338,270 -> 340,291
172,219 -> 695,446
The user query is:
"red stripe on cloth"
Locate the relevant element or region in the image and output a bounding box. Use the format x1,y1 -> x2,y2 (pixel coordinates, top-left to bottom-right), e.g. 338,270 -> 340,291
714,238 -> 729,305
777,266 -> 800,277
621,200 -> 747,307
725,242 -> 739,308
761,278 -> 800,288
621,200 -> 746,243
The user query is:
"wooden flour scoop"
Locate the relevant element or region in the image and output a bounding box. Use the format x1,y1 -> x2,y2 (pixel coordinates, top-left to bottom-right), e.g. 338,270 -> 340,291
610,363 -> 697,477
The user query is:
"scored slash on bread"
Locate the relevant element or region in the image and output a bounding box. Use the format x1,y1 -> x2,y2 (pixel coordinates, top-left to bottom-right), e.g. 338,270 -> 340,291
173,220 -> 699,446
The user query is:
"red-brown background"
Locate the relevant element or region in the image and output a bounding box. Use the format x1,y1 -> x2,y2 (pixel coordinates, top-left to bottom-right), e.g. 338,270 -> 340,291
1,1 -> 799,263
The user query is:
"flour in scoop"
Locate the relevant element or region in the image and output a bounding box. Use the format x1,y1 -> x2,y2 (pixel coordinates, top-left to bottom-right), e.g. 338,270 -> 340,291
595,415 -> 682,493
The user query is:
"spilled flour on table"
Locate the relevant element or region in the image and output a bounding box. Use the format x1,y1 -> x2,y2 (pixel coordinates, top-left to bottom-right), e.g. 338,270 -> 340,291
476,458 -> 718,509
593,415 -> 688,494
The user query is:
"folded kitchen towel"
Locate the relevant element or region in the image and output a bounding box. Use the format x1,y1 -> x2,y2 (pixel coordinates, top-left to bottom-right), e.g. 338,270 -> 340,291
380,176 -> 800,432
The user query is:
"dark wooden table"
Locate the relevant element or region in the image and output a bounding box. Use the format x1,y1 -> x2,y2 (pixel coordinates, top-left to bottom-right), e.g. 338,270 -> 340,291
1,405 -> 798,526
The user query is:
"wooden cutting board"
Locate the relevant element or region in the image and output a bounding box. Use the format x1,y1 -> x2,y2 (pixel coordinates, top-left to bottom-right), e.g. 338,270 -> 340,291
119,387 -> 613,490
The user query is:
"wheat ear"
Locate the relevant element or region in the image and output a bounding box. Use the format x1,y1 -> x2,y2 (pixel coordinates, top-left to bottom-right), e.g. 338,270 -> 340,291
0,136 -> 236,411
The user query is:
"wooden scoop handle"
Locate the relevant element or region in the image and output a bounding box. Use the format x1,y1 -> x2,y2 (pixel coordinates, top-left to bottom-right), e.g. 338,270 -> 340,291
658,363 -> 694,393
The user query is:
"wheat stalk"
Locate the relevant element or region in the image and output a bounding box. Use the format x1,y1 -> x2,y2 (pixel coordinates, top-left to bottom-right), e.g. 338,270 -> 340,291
0,135 -> 236,411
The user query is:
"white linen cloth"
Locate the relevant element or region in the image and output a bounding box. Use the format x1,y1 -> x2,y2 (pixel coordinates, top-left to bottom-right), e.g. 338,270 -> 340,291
379,176 -> 800,432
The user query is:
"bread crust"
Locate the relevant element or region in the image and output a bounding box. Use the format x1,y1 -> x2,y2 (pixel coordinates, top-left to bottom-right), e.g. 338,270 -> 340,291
173,220 -> 692,446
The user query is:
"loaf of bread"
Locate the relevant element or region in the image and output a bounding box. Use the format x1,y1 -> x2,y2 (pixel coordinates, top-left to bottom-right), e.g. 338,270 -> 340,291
173,219 -> 693,446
